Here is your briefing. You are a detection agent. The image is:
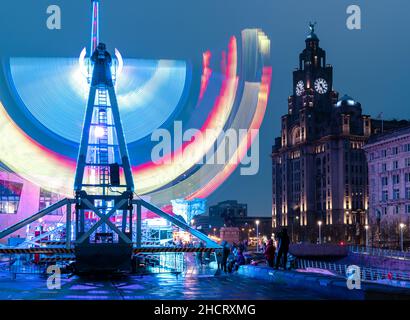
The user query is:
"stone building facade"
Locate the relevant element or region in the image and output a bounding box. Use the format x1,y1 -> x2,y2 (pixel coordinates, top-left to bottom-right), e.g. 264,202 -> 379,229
364,127 -> 410,248
271,25 -> 406,244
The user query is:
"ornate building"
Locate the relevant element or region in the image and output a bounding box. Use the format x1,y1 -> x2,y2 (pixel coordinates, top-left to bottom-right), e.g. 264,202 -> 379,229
272,25 -> 382,244
364,127 -> 410,249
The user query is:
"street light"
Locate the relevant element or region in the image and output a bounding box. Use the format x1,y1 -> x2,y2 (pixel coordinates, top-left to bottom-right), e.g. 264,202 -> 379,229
318,221 -> 322,244
213,228 -> 217,237
365,225 -> 369,248
255,220 -> 260,252
400,223 -> 406,252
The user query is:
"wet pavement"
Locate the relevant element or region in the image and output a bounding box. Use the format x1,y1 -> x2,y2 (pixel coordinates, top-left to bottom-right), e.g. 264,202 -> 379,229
0,267 -> 331,300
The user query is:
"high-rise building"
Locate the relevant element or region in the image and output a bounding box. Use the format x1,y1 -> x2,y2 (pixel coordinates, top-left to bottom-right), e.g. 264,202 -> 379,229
364,126 -> 410,248
271,25 -> 408,244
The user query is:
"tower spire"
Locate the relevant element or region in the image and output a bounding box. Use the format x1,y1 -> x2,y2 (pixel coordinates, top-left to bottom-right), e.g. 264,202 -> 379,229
90,0 -> 100,57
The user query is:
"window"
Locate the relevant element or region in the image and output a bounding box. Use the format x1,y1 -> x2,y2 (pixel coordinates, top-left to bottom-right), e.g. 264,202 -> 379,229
393,161 -> 399,170
407,205 -> 410,214
382,190 -> 389,202
407,188 -> 410,200
406,158 -> 410,167
392,147 -> 399,155
393,174 -> 400,185
39,189 -> 63,215
393,189 -> 400,200
381,177 -> 388,186
404,144 -> 410,152
406,173 -> 410,183
395,206 -> 400,214
0,180 -> 23,214
383,207 -> 388,215
381,163 -> 387,172
381,150 -> 387,158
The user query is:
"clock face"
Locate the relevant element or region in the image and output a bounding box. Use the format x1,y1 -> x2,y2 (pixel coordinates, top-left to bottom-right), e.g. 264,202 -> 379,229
296,80 -> 305,96
314,78 -> 328,94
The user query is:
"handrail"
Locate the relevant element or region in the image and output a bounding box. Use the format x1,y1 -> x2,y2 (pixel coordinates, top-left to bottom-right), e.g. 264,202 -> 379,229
296,258 -> 410,282
133,199 -> 222,249
348,245 -> 410,260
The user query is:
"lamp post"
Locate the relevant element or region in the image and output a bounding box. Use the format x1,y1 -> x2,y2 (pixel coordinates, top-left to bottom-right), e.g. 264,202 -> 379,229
365,225 -> 369,249
318,221 -> 322,244
213,228 -> 217,237
400,223 -> 405,252
255,220 -> 260,252
295,216 -> 299,243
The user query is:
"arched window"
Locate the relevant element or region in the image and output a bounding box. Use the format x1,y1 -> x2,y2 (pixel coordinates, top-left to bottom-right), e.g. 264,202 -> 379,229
291,126 -> 301,145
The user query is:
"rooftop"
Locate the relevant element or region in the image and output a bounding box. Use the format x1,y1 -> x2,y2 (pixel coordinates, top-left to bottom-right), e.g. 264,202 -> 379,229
366,125 -> 410,146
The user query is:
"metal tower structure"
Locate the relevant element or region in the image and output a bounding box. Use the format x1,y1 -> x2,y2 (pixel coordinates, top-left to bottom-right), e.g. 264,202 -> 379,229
74,43 -> 134,195
72,0 -> 136,271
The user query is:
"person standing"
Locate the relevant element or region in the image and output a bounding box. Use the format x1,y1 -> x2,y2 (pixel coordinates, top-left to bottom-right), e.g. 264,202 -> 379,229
221,241 -> 230,273
233,249 -> 246,271
262,241 -> 267,254
275,228 -> 290,270
243,240 -> 248,252
264,239 -> 276,268
216,249 -> 223,270
238,241 -> 245,253
196,241 -> 204,266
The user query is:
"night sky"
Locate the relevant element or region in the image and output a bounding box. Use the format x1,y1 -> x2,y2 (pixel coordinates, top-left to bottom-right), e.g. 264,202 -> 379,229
0,0 -> 409,217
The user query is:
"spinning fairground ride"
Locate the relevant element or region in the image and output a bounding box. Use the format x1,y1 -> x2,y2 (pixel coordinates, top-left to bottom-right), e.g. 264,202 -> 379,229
0,0 -> 271,273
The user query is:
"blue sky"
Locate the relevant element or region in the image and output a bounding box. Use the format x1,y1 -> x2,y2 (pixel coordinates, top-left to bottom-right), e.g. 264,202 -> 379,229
0,0 -> 409,216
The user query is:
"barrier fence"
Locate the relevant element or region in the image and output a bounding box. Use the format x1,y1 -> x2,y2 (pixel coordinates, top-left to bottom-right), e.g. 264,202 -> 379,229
349,245 -> 410,260
0,247 -> 214,277
0,247 -> 217,255
135,252 -> 187,274
296,258 -> 410,282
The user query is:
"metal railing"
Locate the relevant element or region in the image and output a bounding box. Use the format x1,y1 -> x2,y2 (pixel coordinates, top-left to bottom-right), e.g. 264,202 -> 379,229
4,255 -> 47,279
135,252 -> 187,274
296,258 -> 410,282
349,245 -> 410,260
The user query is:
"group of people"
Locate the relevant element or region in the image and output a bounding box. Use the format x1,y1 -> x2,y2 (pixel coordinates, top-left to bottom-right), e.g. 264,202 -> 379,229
264,227 -> 290,269
195,241 -> 214,266
216,240 -> 247,273
196,227 -> 290,273
214,228 -> 291,273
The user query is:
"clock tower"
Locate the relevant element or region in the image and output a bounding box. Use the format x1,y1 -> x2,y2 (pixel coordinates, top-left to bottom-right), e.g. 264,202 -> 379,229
291,23 -> 337,113
272,23 -> 378,245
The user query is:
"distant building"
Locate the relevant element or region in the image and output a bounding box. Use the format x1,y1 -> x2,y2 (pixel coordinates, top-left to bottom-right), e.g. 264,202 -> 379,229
364,126 -> 410,248
195,200 -> 272,240
271,25 -> 409,245
209,200 -> 248,228
0,166 -> 65,243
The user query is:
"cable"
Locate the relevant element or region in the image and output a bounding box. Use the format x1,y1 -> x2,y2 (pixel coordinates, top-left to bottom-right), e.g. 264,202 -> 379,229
108,187 -> 122,195
133,191 -> 143,201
